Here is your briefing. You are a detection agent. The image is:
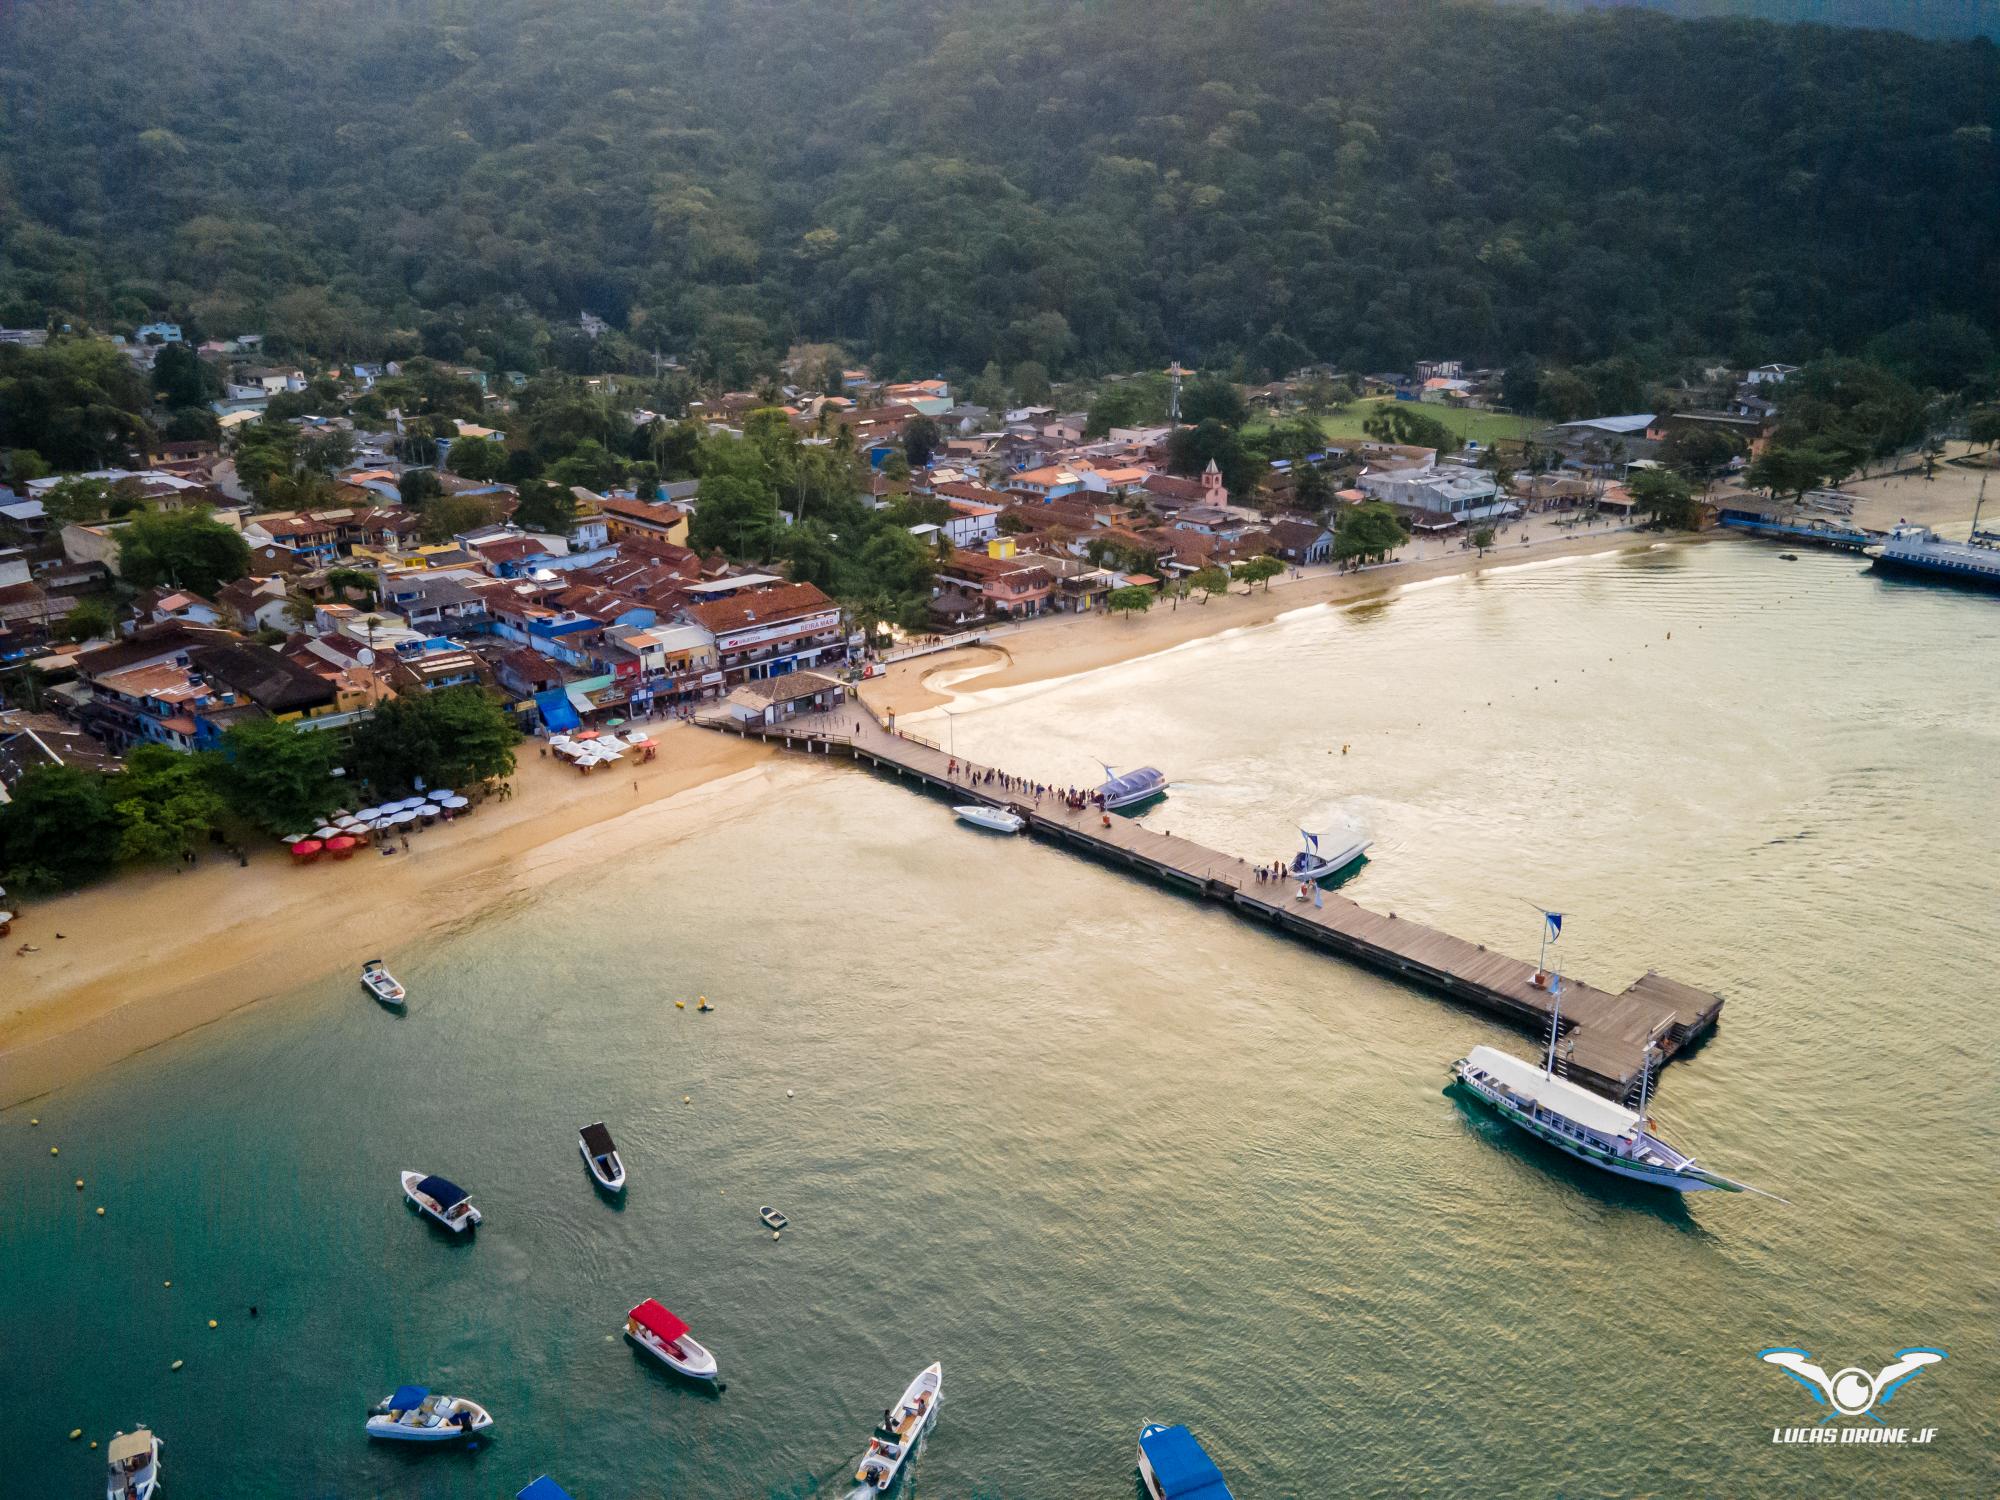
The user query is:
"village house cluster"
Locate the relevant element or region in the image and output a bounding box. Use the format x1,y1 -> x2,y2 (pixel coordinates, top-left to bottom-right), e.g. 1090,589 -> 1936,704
0,328 -> 1799,790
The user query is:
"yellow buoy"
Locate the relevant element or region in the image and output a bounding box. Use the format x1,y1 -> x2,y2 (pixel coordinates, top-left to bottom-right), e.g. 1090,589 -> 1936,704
683,1095 -> 691,1104
75,1179 -> 84,1189
69,1429 -> 82,1440
30,1117 -> 38,1126
207,1319 -> 218,1329
674,1000 -> 685,1009
90,1440 -> 98,1450
95,1206 -> 105,1216
171,1359 -> 184,1371
164,1281 -> 172,1287
50,1146 -> 58,1155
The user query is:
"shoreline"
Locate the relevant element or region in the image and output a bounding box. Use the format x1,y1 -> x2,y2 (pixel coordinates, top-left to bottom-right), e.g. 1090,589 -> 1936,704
860,524 -> 1708,718
0,727 -> 774,1110
11,460 -> 1985,1109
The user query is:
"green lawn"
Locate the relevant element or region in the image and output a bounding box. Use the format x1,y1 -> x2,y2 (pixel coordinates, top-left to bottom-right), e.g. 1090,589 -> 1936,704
1250,397 -> 1541,448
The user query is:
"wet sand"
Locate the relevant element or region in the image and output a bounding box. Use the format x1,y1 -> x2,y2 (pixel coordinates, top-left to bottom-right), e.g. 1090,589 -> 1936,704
859,524 -> 1705,718
0,726 -> 771,1108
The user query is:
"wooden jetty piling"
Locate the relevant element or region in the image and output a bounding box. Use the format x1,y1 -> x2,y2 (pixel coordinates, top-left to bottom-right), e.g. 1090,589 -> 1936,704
704,708 -> 1722,1103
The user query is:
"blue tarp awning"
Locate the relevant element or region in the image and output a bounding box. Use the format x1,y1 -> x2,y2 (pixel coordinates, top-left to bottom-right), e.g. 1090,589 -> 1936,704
1099,766 -> 1166,801
534,687 -> 582,732
415,1175 -> 467,1208
389,1385 -> 428,1411
518,1479 -> 574,1500
1140,1425 -> 1233,1499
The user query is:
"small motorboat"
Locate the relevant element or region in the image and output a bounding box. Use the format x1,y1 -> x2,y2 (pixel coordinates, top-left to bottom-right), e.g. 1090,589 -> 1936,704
579,1122 -> 626,1191
1138,1422 -> 1234,1499
855,1362 -> 942,1491
1289,829 -> 1370,884
759,1205 -> 788,1231
365,1386 -> 493,1442
400,1172 -> 482,1231
360,959 -> 405,1006
625,1298 -> 719,1381
953,804 -> 1024,834
106,1428 -> 161,1500
1778,551 -> 1800,561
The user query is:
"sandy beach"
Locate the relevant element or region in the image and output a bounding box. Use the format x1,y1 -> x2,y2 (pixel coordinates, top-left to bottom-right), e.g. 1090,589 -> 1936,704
0,726 -> 771,1108
859,522 -> 1701,718
11,452 -> 1989,1108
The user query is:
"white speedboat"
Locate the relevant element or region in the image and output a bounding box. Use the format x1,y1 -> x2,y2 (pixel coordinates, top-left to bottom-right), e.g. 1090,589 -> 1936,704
759,1205 -> 788,1230
400,1172 -> 482,1231
625,1298 -> 719,1381
953,804 -> 1024,834
855,1362 -> 942,1491
360,959 -> 405,1006
106,1428 -> 161,1500
365,1386 -> 493,1441
1289,829 -> 1369,883
1139,1422 -> 1234,1500
579,1122 -> 626,1191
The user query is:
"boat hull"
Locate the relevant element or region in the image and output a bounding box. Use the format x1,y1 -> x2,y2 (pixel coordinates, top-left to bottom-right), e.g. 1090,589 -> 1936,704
856,1362 -> 942,1491
1870,552 -> 2000,593
1291,839 -> 1370,884
365,1398 -> 492,1441
627,1327 -> 718,1381
400,1172 -> 481,1230
1451,1070 -> 1729,1191
579,1139 -> 626,1191
952,805 -> 1024,834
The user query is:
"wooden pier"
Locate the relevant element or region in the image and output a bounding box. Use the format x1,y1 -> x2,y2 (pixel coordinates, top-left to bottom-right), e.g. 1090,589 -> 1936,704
707,708 -> 1723,1103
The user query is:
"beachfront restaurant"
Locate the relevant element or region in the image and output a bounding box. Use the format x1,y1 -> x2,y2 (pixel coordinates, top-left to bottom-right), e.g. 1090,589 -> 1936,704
718,669 -> 847,728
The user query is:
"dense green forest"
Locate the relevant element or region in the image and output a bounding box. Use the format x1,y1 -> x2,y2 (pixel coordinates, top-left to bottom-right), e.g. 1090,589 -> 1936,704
1511,0 -> 2000,42
2,0 -> 1995,383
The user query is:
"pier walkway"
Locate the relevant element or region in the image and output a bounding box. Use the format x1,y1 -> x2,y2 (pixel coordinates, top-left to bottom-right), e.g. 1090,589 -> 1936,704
706,708 -> 1723,1102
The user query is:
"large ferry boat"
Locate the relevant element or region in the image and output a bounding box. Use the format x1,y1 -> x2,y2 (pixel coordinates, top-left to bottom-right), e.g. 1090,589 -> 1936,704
1869,481 -> 2000,592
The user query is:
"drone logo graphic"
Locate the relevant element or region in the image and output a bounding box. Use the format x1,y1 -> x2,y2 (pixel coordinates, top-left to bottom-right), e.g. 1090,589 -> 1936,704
1758,1347 -> 1947,1423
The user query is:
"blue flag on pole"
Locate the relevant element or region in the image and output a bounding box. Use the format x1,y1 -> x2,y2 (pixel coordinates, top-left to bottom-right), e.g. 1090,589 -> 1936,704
1301,828 -> 1319,852
1546,911 -> 1563,940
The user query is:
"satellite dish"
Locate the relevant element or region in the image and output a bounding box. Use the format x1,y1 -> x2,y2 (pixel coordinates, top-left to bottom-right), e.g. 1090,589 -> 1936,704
357,648 -> 375,665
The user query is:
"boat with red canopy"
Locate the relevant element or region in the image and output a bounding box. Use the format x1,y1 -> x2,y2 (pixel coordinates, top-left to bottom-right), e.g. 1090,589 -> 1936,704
624,1298 -> 718,1381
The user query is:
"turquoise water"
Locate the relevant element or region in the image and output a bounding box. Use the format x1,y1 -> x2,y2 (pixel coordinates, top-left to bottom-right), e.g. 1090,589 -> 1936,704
5,542 -> 1997,1497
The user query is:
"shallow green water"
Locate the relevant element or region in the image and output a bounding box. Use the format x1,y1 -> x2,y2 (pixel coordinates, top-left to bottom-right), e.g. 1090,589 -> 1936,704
5,543 -> 1996,1497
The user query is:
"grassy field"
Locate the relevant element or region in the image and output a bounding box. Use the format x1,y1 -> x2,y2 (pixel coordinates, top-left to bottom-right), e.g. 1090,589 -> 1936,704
1250,397 -> 1541,448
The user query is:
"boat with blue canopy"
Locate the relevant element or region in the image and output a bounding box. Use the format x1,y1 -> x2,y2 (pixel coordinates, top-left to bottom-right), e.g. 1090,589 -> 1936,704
517,1478 -> 574,1500
365,1386 -> 492,1441
1098,764 -> 1168,810
400,1171 -> 482,1231
1138,1423 -> 1233,1500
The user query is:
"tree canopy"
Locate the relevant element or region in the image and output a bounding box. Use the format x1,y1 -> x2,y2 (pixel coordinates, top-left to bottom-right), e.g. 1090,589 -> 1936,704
0,1 -> 1993,382
348,686 -> 520,797
116,507 -> 253,595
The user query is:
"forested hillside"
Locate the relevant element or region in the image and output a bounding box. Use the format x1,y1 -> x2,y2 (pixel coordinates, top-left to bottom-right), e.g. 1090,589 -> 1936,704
1510,0 -> 2000,41
2,0 -> 1995,381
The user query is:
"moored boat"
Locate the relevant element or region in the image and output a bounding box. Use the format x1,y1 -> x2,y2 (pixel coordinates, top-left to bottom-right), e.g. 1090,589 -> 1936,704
1097,764 -> 1168,810
517,1480 -> 575,1500
1289,827 -> 1369,884
579,1122 -> 625,1191
854,1361 -> 942,1491
360,959 -> 405,1006
1138,1422 -> 1233,1500
625,1298 -> 719,1381
400,1171 -> 482,1231
953,804 -> 1025,834
1451,1044 -> 1758,1192
106,1428 -> 161,1500
759,1205 -> 788,1230
365,1386 -> 492,1441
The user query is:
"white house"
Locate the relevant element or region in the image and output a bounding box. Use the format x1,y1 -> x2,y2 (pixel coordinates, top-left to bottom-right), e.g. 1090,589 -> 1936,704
1744,363 -> 1799,387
